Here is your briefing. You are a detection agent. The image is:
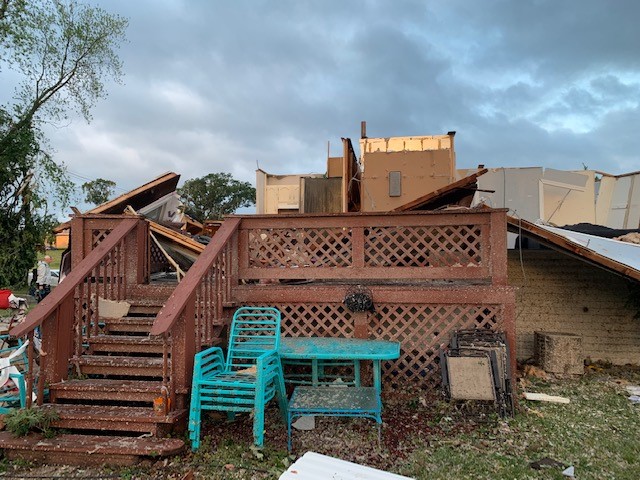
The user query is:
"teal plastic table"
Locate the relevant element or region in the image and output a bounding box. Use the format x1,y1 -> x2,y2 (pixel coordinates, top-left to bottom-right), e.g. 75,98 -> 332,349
279,337 -> 401,451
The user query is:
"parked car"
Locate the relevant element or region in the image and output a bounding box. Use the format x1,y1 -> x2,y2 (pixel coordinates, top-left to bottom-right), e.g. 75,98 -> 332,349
27,269 -> 59,287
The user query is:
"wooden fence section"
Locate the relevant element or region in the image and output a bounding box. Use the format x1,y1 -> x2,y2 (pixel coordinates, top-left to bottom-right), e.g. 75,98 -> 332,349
237,210 -> 508,284
70,214 -> 149,285
234,285 -> 515,388
230,210 -> 514,387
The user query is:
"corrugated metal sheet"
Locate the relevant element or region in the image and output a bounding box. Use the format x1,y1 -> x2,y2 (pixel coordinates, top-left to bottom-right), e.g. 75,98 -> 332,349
541,224 -> 640,272
507,215 -> 640,281
279,452 -> 414,480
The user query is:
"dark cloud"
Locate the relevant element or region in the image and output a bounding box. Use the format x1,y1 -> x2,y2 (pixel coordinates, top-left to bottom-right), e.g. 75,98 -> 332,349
8,0 -> 635,205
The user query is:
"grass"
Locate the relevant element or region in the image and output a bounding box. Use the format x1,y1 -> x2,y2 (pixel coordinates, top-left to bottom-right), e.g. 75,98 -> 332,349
1,366 -> 639,479
138,367 -> 640,479
398,370 -> 640,480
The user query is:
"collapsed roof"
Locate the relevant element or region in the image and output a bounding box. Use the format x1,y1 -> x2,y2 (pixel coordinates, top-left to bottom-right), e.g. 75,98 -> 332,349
507,216 -> 640,282
57,172 -> 205,275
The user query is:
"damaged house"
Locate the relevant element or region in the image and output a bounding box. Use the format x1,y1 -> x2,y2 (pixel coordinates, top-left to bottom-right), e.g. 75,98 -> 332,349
256,128 -> 640,367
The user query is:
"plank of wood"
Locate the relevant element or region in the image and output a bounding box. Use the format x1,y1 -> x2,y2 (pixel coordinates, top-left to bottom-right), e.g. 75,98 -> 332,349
523,392 -> 570,404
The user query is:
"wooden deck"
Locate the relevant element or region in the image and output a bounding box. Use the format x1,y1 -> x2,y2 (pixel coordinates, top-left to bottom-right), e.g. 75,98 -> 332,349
1,210 -> 515,464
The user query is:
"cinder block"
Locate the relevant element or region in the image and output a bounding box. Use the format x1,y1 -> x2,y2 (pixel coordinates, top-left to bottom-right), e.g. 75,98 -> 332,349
535,331 -> 583,375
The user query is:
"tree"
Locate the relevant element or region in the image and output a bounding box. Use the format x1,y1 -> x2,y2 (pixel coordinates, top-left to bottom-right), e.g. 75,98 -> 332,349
0,0 -> 127,286
82,178 -> 116,205
0,119 -> 68,287
178,173 -> 256,222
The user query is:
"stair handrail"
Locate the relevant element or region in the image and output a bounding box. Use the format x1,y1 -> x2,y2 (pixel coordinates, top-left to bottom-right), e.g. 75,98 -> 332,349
150,217 -> 241,336
10,218 -> 140,338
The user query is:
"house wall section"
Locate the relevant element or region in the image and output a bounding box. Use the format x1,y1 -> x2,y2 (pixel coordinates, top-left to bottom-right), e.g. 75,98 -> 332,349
508,250 -> 640,365
360,150 -> 455,212
255,170 -> 325,214
595,173 -> 640,229
359,134 -> 456,213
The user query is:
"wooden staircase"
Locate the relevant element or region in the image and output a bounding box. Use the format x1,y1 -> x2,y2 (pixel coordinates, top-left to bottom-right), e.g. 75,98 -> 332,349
0,299 -> 187,466
2,215 -> 235,466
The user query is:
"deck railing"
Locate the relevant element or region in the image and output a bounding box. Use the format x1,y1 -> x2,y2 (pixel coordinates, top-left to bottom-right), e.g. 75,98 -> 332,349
152,209 -> 512,390
150,217 -> 240,410
10,217 -> 144,406
237,210 -> 507,284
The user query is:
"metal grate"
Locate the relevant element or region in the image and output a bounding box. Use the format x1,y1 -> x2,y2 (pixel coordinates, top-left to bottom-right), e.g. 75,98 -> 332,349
150,240 -> 170,273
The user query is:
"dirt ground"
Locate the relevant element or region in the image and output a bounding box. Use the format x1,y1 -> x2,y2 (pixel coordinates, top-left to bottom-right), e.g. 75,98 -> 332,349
0,387 -> 485,479
3,362 -> 638,479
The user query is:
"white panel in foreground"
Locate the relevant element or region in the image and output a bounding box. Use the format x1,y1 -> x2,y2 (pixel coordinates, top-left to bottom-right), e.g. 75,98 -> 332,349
279,451 -> 415,480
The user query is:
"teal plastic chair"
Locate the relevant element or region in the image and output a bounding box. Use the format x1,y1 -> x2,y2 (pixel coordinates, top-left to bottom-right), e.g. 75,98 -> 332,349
188,307 -> 288,449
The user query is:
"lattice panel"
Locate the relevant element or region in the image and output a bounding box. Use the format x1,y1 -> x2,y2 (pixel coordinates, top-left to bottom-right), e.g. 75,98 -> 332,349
248,228 -> 352,268
365,225 -> 483,267
91,229 -> 112,249
242,300 -> 503,388
150,240 -> 170,273
372,304 -> 502,387
255,303 -> 355,338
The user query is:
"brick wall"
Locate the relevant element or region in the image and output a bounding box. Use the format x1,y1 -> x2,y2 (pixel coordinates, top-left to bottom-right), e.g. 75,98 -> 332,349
508,250 -> 640,365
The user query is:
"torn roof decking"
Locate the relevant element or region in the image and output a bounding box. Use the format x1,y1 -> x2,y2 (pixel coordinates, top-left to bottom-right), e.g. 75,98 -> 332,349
507,216 -> 640,282
149,221 -> 204,256
87,172 -> 180,215
392,168 -> 488,212
54,172 -> 180,233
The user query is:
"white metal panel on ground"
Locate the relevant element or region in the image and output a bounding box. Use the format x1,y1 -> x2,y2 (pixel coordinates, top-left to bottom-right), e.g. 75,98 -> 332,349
279,452 -> 415,480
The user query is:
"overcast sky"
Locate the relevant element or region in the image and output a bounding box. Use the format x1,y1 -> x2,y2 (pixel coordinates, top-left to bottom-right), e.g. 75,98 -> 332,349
12,0 -> 640,203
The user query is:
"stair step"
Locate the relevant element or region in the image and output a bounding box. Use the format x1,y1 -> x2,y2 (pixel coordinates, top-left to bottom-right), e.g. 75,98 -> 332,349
102,316 -> 156,334
50,379 -> 164,403
76,355 -> 164,377
88,335 -> 166,354
127,305 -> 162,315
126,284 -> 174,303
0,432 -> 184,466
39,404 -> 184,434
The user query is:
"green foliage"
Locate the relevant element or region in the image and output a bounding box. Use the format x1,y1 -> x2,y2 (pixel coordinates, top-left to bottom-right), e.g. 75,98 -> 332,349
82,177 -> 116,205
4,407 -> 60,438
0,119 -> 70,287
178,172 -> 256,222
0,0 -> 128,287
1,0 -> 128,126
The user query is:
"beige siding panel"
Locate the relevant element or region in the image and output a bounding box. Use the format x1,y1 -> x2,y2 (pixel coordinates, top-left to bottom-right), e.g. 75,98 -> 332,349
508,250 -> 640,365
360,135 -> 452,153
360,150 -> 454,212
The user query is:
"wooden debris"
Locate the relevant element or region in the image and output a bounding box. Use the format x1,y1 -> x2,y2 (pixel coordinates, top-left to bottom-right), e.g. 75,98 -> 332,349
523,392 -> 570,404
